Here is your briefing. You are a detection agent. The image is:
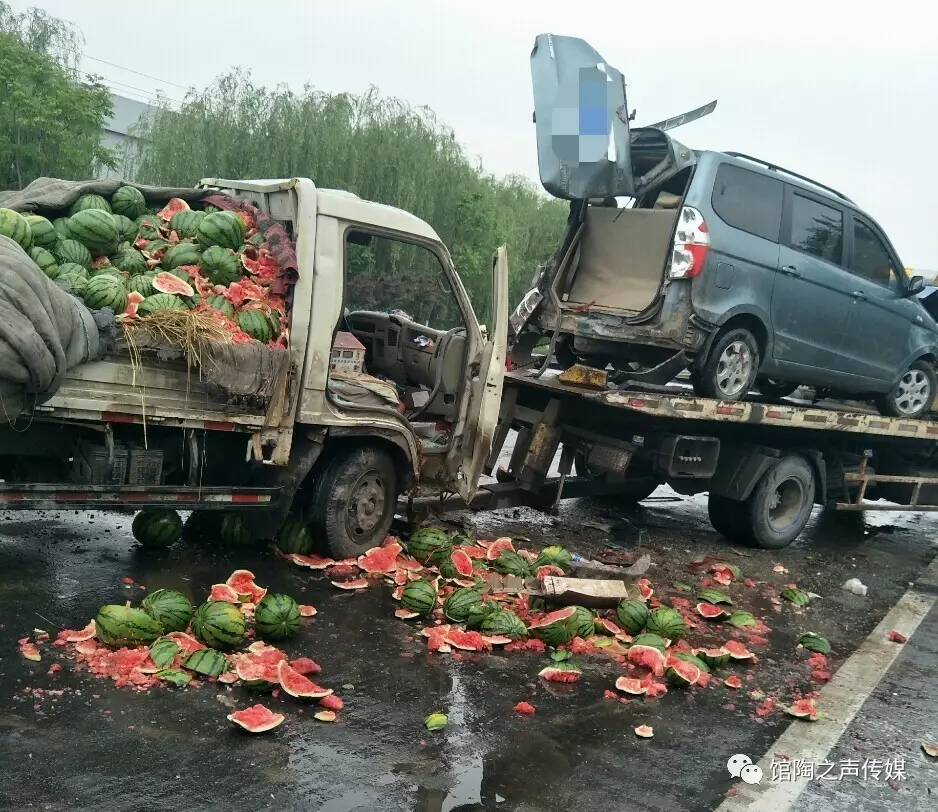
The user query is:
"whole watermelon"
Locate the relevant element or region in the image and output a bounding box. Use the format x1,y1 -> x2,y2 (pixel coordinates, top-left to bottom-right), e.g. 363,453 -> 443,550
220,513 -> 253,546
111,185 -> 146,219
69,209 -> 119,256
615,599 -> 650,635
138,293 -> 187,316
480,609 -> 527,639
127,274 -> 155,297
191,601 -> 246,649
162,241 -> 201,270
24,215 -> 57,250
200,245 -> 241,285
464,600 -> 499,629
237,310 -> 277,343
54,238 -> 93,270
111,247 -> 148,276
254,593 -> 301,641
29,247 -> 59,279
83,274 -> 128,313
113,213 -> 137,244
52,217 -> 71,240
95,604 -> 163,647
56,271 -> 88,297
565,605 -> 595,638
169,209 -> 205,239
533,545 -> 573,572
131,508 -> 182,548
645,606 -> 687,641
407,528 -> 452,564
443,587 -> 484,622
275,515 -> 314,555
69,193 -> 111,216
197,210 -> 244,250
401,580 -> 438,616
141,588 -> 193,633
0,208 -> 32,250
492,550 -> 531,577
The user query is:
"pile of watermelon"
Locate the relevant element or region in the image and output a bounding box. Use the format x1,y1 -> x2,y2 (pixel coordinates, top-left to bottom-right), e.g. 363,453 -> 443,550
0,185 -> 288,346
21,568 -> 337,734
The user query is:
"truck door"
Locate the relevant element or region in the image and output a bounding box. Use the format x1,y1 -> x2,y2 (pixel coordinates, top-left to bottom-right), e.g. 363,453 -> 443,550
451,246 -> 509,502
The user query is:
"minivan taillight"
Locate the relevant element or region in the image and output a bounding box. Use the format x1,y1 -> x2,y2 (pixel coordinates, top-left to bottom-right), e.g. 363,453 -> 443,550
669,206 -> 710,279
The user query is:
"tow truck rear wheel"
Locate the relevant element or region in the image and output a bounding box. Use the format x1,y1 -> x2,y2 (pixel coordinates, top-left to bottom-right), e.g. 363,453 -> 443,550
709,455 -> 815,549
307,445 -> 398,560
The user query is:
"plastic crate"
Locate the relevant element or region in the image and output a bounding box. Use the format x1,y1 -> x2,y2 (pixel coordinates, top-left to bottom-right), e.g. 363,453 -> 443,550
127,448 -> 163,485
73,442 -> 128,485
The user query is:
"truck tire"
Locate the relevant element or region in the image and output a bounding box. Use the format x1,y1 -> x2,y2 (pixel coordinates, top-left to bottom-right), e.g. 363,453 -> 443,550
692,327 -> 759,401
744,455 -> 815,548
307,445 -> 398,560
707,494 -> 749,540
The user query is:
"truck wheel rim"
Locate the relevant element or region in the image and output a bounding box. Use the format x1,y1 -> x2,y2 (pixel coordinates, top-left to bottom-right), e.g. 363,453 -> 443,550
767,477 -> 804,532
346,470 -> 386,540
894,369 -> 930,415
715,341 -> 752,399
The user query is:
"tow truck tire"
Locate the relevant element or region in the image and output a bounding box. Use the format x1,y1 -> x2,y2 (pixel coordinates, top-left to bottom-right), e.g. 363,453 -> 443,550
745,455 -> 815,549
307,445 -> 398,560
707,494 -> 749,540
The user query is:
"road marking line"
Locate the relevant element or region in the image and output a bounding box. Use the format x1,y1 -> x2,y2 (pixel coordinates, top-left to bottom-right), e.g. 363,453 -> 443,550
716,554 -> 938,812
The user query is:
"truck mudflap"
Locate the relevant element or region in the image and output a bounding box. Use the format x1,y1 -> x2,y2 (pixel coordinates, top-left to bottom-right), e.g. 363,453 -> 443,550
0,484 -> 281,510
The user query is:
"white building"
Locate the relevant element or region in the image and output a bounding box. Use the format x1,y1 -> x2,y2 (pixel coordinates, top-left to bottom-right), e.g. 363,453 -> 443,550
100,94 -> 155,180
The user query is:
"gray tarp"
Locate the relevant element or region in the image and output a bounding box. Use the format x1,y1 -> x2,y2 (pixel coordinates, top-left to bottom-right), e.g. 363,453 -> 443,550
0,235 -> 100,417
0,176 -> 207,214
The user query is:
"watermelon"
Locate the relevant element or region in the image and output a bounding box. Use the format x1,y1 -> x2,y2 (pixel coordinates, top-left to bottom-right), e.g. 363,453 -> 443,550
52,217 -> 71,239
631,632 -> 668,651
127,273 -> 155,297
533,545 -> 573,572
62,621 -> 97,643
627,644 -> 667,675
184,648 -> 227,677
529,606 -> 578,647
781,588 -> 810,607
228,704 -> 284,733
0,208 -> 32,250
24,215 -> 57,249
694,647 -> 732,668
69,209 -> 119,255
724,675 -> 743,689
138,293 -> 187,316
538,663 -> 581,683
157,198 -> 190,221
615,676 -> 647,695
91,264 -> 123,279
314,710 -> 337,723
726,611 -> 757,628
209,583 -> 240,603
798,633 -> 831,654
29,246 -> 59,279
131,508 -> 182,548
57,263 -> 89,282
666,659 -> 701,687
200,245 -> 241,285
634,724 -> 654,738
111,185 -> 146,219
358,542 -> 404,574
594,617 -> 628,637
698,588 -> 733,606
645,607 -> 686,640
149,271 -> 194,298
191,600 -> 247,649
276,515 -> 315,555
492,550 -> 531,577
723,640 -> 755,660
141,588 -> 193,632
290,553 -> 334,570
464,600 -> 498,629
443,587 -> 484,623
255,593 -> 301,641
170,209 -> 205,238
225,569 -> 267,602
675,652 -> 711,673
220,513 -> 254,546
95,604 -> 163,648
785,698 -> 819,720
69,193 -> 111,216
148,638 -> 180,669
485,538 -> 515,560
615,599 -> 649,635
82,273 -> 128,312
111,247 -> 149,276
180,510 -> 223,544
407,528 -> 452,563
137,217 -> 162,240
237,310 -> 277,343
565,605 -> 595,638
164,631 -> 205,655
697,602 -> 729,620
480,609 -> 527,639
197,211 -> 244,250
277,660 -> 332,699
450,549 -> 474,577
113,213 -> 137,244
56,272 -> 88,297
162,241 -> 201,270
401,580 -> 438,615
54,238 -> 93,269
207,294 -> 235,316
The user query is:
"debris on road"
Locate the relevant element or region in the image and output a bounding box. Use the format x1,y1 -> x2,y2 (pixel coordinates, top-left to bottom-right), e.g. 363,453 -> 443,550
424,712 -> 448,731
842,578 -> 868,596
887,630 -> 908,643
634,724 -> 654,738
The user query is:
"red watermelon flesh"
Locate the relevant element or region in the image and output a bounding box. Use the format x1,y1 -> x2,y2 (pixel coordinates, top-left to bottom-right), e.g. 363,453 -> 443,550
538,666 -> 581,683
528,606 -> 578,630
514,701 -> 536,715
217,670 -> 239,684
210,583 -> 240,603
480,635 -> 512,646
331,578 -> 369,590
235,657 -> 279,683
458,546 -> 488,560
451,549 -> 474,578
393,570 -> 410,586
445,629 -> 489,651
395,608 -> 420,620
786,698 -> 819,720
290,657 -> 321,675
326,563 -> 361,579
228,704 -> 284,733
158,198 -> 190,221
75,639 -> 99,656
319,694 -> 344,712
595,618 -> 626,636
61,621 -> 96,642
357,542 -> 403,574
723,640 -> 755,660
165,632 -> 205,655
536,564 -> 565,578
615,676 -> 647,695
486,538 -> 515,560
152,271 -> 195,297
627,645 -> 666,677
637,578 -> 654,600
393,555 -> 423,572
298,605 -> 317,617
277,660 -> 333,698
724,675 -> 743,689
644,680 -> 668,698
697,602 -> 728,619
290,553 -> 334,570
225,570 -> 267,602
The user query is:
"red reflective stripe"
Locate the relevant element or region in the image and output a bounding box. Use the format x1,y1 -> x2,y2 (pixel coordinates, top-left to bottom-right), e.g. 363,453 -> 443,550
231,493 -> 261,504
0,493 -> 25,502
203,421 -> 236,432
118,492 -> 150,503
102,412 -> 136,424
717,405 -> 743,416
54,492 -> 90,502
628,398 -> 646,408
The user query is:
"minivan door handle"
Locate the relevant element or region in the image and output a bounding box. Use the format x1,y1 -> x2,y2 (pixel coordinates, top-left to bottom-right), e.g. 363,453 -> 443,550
779,265 -> 801,278
851,290 -> 866,300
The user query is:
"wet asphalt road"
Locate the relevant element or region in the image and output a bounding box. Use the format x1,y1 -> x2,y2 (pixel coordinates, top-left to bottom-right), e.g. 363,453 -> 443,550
1,490 -> 936,811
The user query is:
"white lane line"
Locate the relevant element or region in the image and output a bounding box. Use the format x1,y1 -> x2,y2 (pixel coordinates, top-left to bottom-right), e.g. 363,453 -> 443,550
716,554 -> 938,812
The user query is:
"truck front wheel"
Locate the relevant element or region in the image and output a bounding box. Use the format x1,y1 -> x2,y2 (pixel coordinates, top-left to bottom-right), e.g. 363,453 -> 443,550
308,445 -> 398,560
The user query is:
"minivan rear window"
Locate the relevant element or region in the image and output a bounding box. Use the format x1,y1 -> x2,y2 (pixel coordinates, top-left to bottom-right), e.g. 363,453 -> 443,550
711,163 -> 783,242
789,194 -> 843,265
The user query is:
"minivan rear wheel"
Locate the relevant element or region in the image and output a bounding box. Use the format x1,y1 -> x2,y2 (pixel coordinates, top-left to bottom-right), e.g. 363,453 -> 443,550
876,360 -> 937,419
693,327 -> 760,401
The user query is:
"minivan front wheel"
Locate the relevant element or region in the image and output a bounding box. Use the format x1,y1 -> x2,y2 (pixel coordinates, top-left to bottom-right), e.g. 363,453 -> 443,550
693,328 -> 760,401
876,360 -> 937,419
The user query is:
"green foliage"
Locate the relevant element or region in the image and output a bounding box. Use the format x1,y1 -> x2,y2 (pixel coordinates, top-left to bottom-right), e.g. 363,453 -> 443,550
134,72 -> 567,322
0,3 -> 115,189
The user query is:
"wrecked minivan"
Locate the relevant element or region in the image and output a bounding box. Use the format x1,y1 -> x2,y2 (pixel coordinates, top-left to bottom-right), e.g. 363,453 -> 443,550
514,34 -> 938,418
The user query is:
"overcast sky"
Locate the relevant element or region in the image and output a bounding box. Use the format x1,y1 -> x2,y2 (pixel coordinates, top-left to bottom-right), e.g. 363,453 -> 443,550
24,0 -> 938,268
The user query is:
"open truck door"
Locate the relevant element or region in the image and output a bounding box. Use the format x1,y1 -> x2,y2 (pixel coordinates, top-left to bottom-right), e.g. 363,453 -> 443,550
454,246 -> 509,502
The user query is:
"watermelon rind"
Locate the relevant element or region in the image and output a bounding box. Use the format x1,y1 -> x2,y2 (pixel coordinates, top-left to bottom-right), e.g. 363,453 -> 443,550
645,607 -> 686,641
798,633 -> 831,654
228,704 -> 284,733
0,208 -> 33,250
480,609 -> 527,639
615,599 -> 649,635
183,648 -> 227,677
69,193 -> 111,216
25,214 -> 57,249
29,246 -> 59,279
141,588 -> 193,633
698,588 -> 733,606
255,593 -> 301,641
532,544 -> 573,572
406,528 -> 452,564
675,652 -> 711,673
132,508 -> 182,548
631,632 -> 668,652
666,660 -> 701,687
443,587 -> 485,623
529,606 -> 578,647
401,580 -> 438,616
191,600 -> 247,649
69,209 -> 119,256
275,515 -> 314,555
95,604 -> 163,648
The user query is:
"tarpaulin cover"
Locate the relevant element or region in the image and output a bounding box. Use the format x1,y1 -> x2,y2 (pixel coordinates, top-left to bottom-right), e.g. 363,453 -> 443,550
0,176 -> 207,214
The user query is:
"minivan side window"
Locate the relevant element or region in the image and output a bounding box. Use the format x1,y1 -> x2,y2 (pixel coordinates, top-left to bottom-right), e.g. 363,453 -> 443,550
851,220 -> 900,291
789,194 -> 843,265
711,164 -> 783,242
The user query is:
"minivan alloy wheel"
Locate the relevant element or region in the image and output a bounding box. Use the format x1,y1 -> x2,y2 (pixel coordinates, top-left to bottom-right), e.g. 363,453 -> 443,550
715,340 -> 753,399
894,369 -> 931,416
